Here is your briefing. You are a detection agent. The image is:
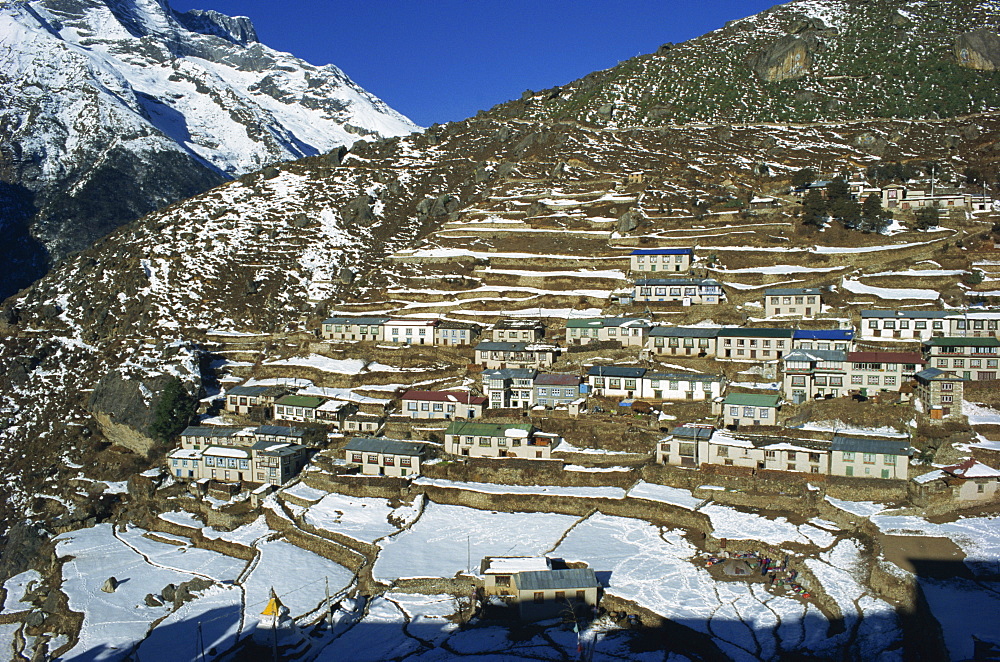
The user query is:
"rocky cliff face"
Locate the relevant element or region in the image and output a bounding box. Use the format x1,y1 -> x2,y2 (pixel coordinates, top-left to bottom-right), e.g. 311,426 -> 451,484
0,0 -> 420,300
956,28 -> 1000,70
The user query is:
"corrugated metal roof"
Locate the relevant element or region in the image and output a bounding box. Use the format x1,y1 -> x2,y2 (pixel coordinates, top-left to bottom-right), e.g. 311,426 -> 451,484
630,248 -> 693,256
515,568 -> 600,591
344,437 -> 428,456
670,425 -> 714,440
793,329 -> 854,340
648,327 -> 720,338
783,349 -> 846,363
764,288 -> 822,296
717,328 -> 794,338
181,426 -> 239,438
401,390 -> 487,405
255,425 -> 306,437
586,366 -> 646,378
445,421 -> 534,437
534,374 -> 580,386
646,372 -> 723,382
323,316 -> 391,325
927,337 -> 1000,347
227,385 -> 270,397
275,395 -> 325,408
475,341 -> 528,351
848,351 -> 924,364
914,368 -> 960,382
723,393 -> 781,407
831,436 -> 912,456
634,278 -> 719,286
861,310 -> 949,319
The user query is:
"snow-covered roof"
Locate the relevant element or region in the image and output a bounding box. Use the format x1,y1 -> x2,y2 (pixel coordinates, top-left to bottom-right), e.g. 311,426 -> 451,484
483,557 -> 551,575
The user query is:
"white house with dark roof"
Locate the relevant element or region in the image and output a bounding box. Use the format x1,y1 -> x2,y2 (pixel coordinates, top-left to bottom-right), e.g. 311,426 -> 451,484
782,349 -> 848,403
792,329 -> 853,352
321,316 -> 389,341
225,385 -> 291,416
914,367 -> 964,419
947,312 -> 1000,339
859,310 -> 949,341
474,341 -> 559,370
565,317 -> 651,346
629,248 -> 693,273
532,374 -> 584,408
434,321 -> 481,346
383,318 -> 438,345
646,327 -> 719,357
400,390 -> 487,420
490,319 -> 545,342
587,366 -> 645,399
343,437 -> 429,477
509,568 -> 601,621
763,288 -> 822,318
830,436 -> 911,479
717,328 -> 793,361
924,337 -> 1000,381
169,425 -> 309,485
481,368 -> 538,409
633,278 -> 723,305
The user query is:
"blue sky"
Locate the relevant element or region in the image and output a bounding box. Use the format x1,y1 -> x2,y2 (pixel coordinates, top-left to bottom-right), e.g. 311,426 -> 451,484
171,1 -> 778,127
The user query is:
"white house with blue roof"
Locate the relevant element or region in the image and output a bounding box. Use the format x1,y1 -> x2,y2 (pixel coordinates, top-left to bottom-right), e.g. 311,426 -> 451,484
629,248 -> 693,273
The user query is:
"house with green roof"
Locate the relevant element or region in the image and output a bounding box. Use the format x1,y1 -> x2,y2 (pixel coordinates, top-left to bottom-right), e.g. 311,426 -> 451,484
444,421 -> 557,460
720,393 -> 782,429
924,336 -> 1000,381
273,395 -> 326,423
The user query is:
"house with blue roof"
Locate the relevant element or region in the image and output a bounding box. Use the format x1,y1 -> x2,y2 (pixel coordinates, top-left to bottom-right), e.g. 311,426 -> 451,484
629,247 -> 693,273
793,328 -> 854,352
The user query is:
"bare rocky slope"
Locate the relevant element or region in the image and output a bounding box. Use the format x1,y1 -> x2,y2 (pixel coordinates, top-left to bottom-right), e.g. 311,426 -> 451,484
0,0 -> 419,300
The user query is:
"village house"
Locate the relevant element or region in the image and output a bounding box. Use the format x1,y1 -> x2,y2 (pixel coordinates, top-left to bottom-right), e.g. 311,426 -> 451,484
748,196 -> 780,210
474,341 -> 559,370
847,351 -> 926,395
860,310 -> 949,341
481,557 -> 551,597
948,312 -> 1000,339
225,385 -> 291,417
273,394 -> 325,423
646,327 -> 719,357
444,421 -> 557,459
924,337 -> 1000,381
341,411 -> 385,435
321,316 -> 389,341
914,459 -> 1000,503
169,425 -> 309,485
655,425 -> 714,467
880,183 -> 968,211
481,368 -> 537,409
763,288 -> 822,319
383,318 -> 438,345
830,436 -> 911,479
914,368 -> 964,419
782,349 -> 848,403
719,393 -> 781,428
343,437 -> 429,478
532,374 -> 584,408
400,390 -> 487,420
507,568 -> 601,621
793,329 -> 854,352
565,317 -> 651,346
434,321 -> 481,346
587,366 -> 644,399
645,372 -> 725,402
314,399 -> 358,429
629,248 -> 693,273
490,319 -> 545,342
665,428 -> 831,475
717,328 -> 793,361
633,278 -> 724,305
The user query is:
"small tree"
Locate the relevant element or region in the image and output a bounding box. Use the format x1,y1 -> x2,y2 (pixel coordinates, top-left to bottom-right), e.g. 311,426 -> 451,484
791,167 -> 816,189
963,269 -> 985,286
148,377 -> 197,446
859,193 -> 890,233
913,206 -> 940,231
801,189 -> 827,228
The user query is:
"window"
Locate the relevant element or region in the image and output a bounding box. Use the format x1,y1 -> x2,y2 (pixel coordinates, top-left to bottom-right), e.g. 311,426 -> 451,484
940,395 -> 953,404
915,321 -> 926,329
933,321 -> 943,330
743,407 -> 755,417
941,382 -> 954,391
729,406 -> 740,417
863,453 -> 875,464
953,359 -> 964,368
759,408 -> 770,418
868,320 -> 879,329
576,590 -> 586,600
851,375 -> 863,384
433,403 -> 443,412
555,591 -> 565,600
366,454 -> 378,464
717,446 -> 728,457
809,453 -> 820,463
842,452 -> 855,461
884,376 -> 896,386
867,375 -> 880,385
384,456 -> 395,466
883,455 -> 894,465
400,457 -> 412,467
534,592 -> 544,604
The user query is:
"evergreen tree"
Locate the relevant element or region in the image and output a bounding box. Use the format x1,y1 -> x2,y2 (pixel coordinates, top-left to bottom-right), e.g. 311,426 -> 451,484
826,176 -> 851,204
148,377 -> 197,445
801,189 -> 827,227
913,206 -> 940,231
791,167 -> 816,189
859,193 -> 890,233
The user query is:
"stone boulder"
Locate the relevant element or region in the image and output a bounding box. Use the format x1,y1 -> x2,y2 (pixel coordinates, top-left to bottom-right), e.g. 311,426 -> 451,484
616,209 -> 644,234
955,29 -> 1000,71
340,195 -> 378,227
750,35 -> 815,82
101,577 -> 118,593
416,194 -> 460,220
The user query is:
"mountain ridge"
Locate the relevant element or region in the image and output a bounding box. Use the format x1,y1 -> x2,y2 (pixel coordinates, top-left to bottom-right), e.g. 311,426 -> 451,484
0,0 -> 420,299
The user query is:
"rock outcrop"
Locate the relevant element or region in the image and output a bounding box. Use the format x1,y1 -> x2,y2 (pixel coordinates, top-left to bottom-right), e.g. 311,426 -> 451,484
955,29 -> 1000,71
750,35 -> 815,82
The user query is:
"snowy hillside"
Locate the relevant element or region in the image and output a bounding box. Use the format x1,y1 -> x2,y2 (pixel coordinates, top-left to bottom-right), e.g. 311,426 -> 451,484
0,0 -> 419,298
